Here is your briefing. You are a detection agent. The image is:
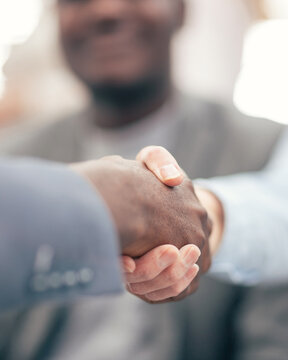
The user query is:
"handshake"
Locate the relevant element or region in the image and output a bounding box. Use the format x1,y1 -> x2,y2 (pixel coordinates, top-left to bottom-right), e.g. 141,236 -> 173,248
72,147 -> 223,303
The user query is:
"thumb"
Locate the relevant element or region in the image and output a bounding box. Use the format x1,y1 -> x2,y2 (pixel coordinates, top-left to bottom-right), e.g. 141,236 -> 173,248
136,146 -> 184,187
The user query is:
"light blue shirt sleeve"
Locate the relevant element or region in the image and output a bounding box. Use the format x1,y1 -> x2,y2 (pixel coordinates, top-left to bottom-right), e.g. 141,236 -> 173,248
198,128 -> 288,286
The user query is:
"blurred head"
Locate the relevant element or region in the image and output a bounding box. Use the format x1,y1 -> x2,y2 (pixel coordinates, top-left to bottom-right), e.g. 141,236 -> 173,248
57,0 -> 184,106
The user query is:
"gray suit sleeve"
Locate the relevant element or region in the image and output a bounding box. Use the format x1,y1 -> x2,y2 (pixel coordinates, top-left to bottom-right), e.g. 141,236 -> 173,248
0,159 -> 123,312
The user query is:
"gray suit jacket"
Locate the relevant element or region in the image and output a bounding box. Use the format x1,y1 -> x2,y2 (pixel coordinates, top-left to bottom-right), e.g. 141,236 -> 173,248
0,95 -> 285,360
0,159 -> 122,311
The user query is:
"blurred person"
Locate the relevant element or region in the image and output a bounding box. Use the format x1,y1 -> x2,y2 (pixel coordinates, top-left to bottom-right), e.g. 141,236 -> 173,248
0,1 -> 285,360
0,0 -> 264,126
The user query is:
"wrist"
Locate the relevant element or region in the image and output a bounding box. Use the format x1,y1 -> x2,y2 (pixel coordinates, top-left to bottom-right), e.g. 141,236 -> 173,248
194,186 -> 225,255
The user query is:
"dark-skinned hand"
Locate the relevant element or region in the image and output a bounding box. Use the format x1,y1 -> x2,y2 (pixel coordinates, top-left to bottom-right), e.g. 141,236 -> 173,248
121,147 -> 212,303
72,156 -> 210,261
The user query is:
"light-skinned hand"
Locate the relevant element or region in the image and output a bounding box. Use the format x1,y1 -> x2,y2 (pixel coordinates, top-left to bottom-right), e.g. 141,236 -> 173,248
121,146 -> 213,303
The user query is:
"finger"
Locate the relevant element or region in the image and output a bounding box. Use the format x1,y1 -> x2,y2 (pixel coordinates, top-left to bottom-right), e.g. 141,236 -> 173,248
172,277 -> 200,302
121,256 -> 136,274
129,245 -> 201,295
132,276 -> 200,304
142,277 -> 200,304
144,264 -> 199,302
136,146 -> 184,187
125,245 -> 179,284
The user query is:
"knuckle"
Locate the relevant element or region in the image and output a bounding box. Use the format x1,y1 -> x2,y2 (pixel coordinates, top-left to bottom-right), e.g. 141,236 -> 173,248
166,267 -> 182,283
145,292 -> 160,302
129,283 -> 145,295
128,283 -> 138,293
146,146 -> 165,160
171,280 -> 199,300
137,267 -> 153,281
171,283 -> 185,296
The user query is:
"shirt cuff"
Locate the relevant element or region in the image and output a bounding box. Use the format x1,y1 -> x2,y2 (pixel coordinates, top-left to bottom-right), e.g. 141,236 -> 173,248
195,177 -> 261,285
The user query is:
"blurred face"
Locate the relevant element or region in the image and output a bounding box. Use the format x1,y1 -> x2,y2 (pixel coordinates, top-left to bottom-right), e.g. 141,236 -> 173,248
57,0 -> 184,88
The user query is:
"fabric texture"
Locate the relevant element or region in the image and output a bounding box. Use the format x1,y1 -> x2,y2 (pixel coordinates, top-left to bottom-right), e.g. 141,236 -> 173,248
199,128 -> 288,285
0,159 -> 122,312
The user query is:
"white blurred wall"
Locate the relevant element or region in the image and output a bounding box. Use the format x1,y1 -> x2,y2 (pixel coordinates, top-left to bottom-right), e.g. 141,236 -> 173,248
235,20 -> 288,124
173,0 -> 253,102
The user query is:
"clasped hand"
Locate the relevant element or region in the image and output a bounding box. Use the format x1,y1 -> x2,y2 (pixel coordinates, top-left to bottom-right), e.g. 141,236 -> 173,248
123,146 -> 212,303
73,146 -> 212,303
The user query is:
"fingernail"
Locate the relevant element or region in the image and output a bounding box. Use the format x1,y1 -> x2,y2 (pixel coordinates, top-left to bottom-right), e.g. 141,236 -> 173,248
159,165 -> 181,181
183,247 -> 200,267
124,265 -> 134,273
122,260 -> 135,273
193,264 -> 200,275
158,251 -> 176,268
186,264 -> 200,278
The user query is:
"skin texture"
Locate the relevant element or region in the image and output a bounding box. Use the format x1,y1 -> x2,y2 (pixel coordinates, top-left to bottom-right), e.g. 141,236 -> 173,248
72,156 -> 211,259
122,146 -> 221,303
124,244 -> 201,303
138,147 -> 213,273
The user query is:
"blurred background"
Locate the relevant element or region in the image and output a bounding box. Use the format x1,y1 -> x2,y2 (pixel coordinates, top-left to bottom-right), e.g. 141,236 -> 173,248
1,3 -> 287,360
0,0 -> 288,128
